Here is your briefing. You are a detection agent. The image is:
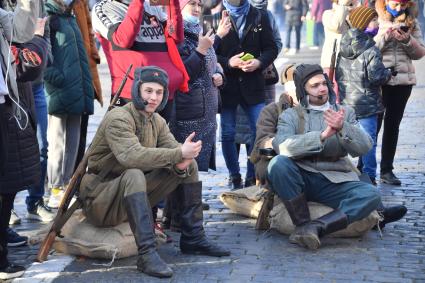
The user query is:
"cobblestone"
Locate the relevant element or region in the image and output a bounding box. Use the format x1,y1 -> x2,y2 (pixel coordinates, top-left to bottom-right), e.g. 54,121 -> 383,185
7,48 -> 425,282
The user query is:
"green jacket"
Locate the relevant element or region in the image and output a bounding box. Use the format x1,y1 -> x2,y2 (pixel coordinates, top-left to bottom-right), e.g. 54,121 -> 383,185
86,103 -> 185,178
272,104 -> 372,183
44,0 -> 94,115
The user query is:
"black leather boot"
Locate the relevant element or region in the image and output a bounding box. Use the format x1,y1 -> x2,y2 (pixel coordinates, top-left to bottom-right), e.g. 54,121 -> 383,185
124,192 -> 173,278
377,205 -> 407,229
178,182 -> 230,257
283,194 -> 348,250
290,210 -> 348,250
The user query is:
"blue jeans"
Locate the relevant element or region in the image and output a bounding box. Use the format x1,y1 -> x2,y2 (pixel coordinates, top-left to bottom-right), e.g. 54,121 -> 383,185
221,103 -> 265,179
313,22 -> 324,47
267,156 -> 381,223
26,83 -> 48,210
359,115 -> 378,179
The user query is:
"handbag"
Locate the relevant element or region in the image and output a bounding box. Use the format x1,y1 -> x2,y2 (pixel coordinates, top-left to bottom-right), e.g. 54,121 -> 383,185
262,63 -> 279,85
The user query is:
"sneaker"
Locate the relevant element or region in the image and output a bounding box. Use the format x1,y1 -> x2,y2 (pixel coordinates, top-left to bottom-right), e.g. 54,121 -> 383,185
6,228 -> 28,247
380,171 -> 401,186
283,47 -> 289,54
0,263 -> 25,280
48,187 -> 65,209
309,45 -> 319,50
27,200 -> 56,222
9,209 -> 21,225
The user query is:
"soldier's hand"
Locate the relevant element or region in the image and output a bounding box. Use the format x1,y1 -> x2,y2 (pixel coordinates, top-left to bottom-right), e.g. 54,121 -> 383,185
181,132 -> 202,159
176,158 -> 192,171
323,108 -> 345,131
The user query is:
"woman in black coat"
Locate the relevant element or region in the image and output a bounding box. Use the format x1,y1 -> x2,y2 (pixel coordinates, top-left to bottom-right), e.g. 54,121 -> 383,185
215,0 -> 278,189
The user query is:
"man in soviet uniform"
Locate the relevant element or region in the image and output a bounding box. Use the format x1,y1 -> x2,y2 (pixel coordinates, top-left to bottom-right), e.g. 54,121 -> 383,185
79,66 -> 230,278
267,64 -> 381,250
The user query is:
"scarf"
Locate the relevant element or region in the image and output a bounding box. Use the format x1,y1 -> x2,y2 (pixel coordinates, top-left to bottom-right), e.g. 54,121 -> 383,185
307,100 -> 330,111
386,5 -> 405,18
223,0 -> 250,38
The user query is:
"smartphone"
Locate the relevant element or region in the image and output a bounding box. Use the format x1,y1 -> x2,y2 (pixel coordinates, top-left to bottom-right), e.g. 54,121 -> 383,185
400,26 -> 409,32
202,15 -> 215,35
240,53 -> 255,61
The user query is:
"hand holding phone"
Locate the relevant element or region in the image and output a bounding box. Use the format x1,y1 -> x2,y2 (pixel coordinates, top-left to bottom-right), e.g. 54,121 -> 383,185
240,53 -> 254,61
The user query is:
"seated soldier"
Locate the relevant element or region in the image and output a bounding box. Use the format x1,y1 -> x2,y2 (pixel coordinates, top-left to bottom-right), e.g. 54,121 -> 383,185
265,64 -> 394,250
79,66 -> 229,278
253,64 -> 407,231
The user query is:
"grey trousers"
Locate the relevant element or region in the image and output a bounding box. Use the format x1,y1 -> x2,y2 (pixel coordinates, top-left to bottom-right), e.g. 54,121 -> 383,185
47,114 -> 81,188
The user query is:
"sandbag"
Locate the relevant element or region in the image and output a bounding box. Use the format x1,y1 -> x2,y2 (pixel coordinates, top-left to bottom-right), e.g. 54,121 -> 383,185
220,186 -> 380,238
219,186 -> 266,218
52,210 -> 166,259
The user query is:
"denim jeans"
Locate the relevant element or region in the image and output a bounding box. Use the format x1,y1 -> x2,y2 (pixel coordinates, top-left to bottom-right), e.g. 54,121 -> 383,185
26,83 -> 48,210
359,115 -> 378,180
285,24 -> 302,50
313,22 -> 324,47
267,156 -> 381,224
221,103 -> 265,179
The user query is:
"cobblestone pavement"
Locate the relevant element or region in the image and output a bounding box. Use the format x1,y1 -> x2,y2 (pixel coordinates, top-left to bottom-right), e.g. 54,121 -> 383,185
8,48 -> 425,283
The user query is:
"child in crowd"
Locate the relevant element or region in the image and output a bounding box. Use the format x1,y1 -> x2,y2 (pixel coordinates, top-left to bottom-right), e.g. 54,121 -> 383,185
336,6 -> 392,184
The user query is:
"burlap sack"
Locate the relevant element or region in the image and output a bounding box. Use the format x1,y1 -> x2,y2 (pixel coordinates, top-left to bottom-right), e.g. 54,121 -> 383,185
52,210 -> 166,259
219,186 -> 266,218
220,186 -> 380,238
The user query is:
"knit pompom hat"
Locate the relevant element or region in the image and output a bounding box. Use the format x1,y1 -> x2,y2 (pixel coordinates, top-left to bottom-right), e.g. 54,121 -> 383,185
348,6 -> 378,31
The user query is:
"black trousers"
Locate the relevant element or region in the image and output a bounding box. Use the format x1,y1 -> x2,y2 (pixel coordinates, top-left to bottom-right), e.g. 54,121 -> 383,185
0,193 -> 16,268
378,85 -> 412,173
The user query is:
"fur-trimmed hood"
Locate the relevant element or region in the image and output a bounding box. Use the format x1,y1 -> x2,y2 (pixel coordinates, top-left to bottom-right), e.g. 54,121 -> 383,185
375,0 -> 418,28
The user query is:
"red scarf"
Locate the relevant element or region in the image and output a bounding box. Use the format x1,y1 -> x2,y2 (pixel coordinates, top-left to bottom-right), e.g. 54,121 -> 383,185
165,29 -> 189,93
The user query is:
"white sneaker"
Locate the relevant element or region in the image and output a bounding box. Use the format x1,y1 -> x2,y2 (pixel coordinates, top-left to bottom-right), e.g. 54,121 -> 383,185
27,200 -> 56,222
286,48 -> 297,56
309,45 -> 320,50
9,209 -> 21,225
48,187 -> 65,209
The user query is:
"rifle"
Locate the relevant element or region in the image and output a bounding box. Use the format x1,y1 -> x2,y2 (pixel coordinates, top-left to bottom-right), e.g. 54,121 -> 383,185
37,64 -> 133,262
328,39 -> 338,83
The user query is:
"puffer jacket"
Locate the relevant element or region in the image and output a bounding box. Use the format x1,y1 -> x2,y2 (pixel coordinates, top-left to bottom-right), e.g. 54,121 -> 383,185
272,90 -> 373,183
374,0 -> 425,86
336,28 -> 391,119
44,0 -> 94,115
283,0 -> 308,26
321,3 -> 351,68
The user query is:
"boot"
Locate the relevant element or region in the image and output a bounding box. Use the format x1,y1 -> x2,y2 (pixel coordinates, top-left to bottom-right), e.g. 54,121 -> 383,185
178,182 -> 230,257
124,192 -> 173,278
377,205 -> 407,229
255,190 -> 274,230
290,210 -> 348,250
283,194 -> 348,250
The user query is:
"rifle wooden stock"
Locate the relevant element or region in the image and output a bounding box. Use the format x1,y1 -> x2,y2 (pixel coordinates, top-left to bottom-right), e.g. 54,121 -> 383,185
36,64 -> 133,262
328,39 -> 337,83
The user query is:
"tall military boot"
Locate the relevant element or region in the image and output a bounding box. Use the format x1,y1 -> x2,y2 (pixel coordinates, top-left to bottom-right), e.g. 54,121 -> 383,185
283,194 -> 348,250
124,192 -> 173,278
178,182 -> 231,257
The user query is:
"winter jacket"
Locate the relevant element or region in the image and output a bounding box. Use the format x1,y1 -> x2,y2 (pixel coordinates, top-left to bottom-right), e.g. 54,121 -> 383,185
284,0 -> 308,26
171,21 -> 223,171
0,35 -> 49,194
374,0 -> 425,86
92,0 -> 186,100
336,28 -> 391,119
216,5 -> 278,106
73,0 -> 103,106
272,91 -> 372,183
44,0 -> 94,115
321,3 -> 351,68
84,103 -> 185,179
